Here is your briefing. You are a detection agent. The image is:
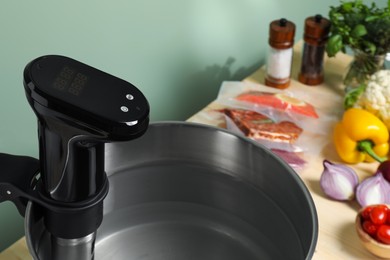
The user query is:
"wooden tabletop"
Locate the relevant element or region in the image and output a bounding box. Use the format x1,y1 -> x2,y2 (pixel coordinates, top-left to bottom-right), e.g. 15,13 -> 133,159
0,42 -> 381,259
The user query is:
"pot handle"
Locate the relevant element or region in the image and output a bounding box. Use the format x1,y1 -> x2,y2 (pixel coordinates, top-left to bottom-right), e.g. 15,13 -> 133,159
0,153 -> 40,216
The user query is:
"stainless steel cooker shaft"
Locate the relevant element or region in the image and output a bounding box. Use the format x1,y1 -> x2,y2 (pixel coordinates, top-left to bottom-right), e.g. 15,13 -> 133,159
52,233 -> 96,260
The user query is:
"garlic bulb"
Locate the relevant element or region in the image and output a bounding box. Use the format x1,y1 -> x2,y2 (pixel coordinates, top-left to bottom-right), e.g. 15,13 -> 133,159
320,160 -> 359,201
356,172 -> 390,208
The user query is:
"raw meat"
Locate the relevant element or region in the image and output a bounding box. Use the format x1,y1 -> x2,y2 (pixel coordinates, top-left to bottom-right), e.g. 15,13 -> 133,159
222,108 -> 303,143
236,91 -> 319,118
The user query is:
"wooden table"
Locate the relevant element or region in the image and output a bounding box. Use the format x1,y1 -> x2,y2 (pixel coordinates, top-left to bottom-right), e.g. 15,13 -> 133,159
0,42 -> 380,259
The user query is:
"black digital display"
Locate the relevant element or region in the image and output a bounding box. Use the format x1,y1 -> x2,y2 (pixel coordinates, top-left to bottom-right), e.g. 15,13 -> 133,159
53,66 -> 88,96
25,55 -> 150,139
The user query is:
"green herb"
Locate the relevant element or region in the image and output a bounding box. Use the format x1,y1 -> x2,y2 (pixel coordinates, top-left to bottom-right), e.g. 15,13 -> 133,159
344,83 -> 366,109
326,0 -> 390,57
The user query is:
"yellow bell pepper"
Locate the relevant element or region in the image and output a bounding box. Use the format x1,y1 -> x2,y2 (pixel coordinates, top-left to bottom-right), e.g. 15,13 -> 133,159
333,108 -> 389,163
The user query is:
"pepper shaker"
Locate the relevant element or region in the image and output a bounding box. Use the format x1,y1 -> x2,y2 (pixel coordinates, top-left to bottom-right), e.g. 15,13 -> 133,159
265,18 -> 296,89
298,14 -> 331,86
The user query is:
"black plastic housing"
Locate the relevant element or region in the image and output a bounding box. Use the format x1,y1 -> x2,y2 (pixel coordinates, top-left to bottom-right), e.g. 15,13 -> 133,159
20,55 -> 149,238
23,55 -> 149,201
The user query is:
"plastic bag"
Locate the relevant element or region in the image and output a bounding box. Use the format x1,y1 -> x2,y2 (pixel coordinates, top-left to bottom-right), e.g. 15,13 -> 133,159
223,109 -> 301,150
221,108 -> 307,169
193,80 -> 340,167
270,149 -> 306,171
192,106 -> 308,170
216,81 -> 336,135
222,108 -> 324,153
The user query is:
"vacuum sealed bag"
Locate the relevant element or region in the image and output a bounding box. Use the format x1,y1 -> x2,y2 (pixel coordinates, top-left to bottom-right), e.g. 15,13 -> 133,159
194,107 -> 308,170
216,81 -> 336,135
222,108 -> 303,151
193,81 -> 341,169
221,108 -> 307,169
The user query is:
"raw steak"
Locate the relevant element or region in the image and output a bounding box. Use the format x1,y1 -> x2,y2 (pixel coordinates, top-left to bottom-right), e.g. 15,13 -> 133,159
222,108 -> 303,143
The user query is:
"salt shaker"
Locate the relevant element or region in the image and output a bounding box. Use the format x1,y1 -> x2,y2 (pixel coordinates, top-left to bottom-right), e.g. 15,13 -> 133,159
298,14 -> 331,86
265,18 -> 296,89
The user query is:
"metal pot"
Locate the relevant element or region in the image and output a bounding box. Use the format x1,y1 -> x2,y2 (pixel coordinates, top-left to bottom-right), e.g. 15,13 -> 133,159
26,122 -> 318,260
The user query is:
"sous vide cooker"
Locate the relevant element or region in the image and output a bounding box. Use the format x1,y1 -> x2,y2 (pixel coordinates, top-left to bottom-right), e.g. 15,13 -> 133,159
1,55 -> 149,259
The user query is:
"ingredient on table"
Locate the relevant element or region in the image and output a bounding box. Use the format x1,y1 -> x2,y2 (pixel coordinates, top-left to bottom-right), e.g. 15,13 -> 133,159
333,108 -> 389,163
359,204 -> 390,244
326,1 -> 390,58
298,14 -> 331,86
370,205 -> 388,225
378,160 -> 390,183
356,172 -> 390,208
326,1 -> 390,89
218,108 -> 307,169
378,225 -> 390,245
356,204 -> 390,258
320,160 -> 358,200
236,91 -> 319,118
344,84 -> 365,110
350,70 -> 390,130
222,108 -> 303,143
265,18 -> 295,89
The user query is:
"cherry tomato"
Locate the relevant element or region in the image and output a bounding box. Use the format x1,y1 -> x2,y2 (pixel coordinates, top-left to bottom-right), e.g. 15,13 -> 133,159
361,206 -> 374,220
377,204 -> 389,212
387,210 -> 390,225
377,225 -> 390,244
370,206 -> 388,225
362,220 -> 379,237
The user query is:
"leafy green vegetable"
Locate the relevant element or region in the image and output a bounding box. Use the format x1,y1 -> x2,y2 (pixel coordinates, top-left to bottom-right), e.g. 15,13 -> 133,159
326,35 -> 343,57
344,84 -> 366,109
326,0 -> 390,57
351,24 -> 367,37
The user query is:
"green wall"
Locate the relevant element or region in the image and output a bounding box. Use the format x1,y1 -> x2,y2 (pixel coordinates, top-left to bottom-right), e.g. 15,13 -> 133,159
0,0 -> 359,252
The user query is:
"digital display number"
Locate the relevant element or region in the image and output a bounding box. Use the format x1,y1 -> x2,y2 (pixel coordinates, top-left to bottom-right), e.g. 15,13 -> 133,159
53,66 -> 88,96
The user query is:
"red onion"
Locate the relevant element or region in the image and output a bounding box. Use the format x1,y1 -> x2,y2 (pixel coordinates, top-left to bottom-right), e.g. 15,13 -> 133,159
378,160 -> 390,183
320,160 -> 359,201
356,172 -> 390,208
